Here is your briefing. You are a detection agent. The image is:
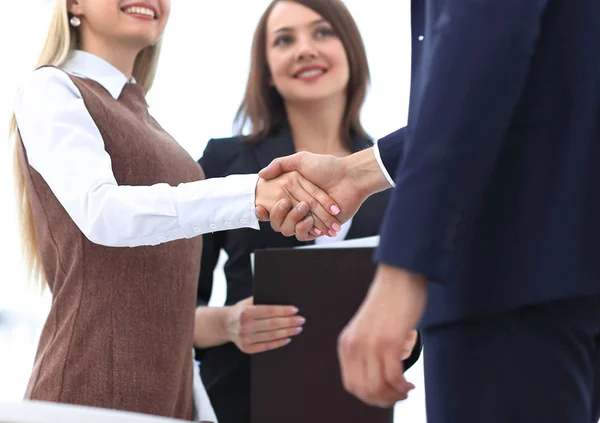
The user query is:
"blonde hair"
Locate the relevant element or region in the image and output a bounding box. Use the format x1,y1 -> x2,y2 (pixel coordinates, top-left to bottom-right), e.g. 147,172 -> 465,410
9,0 -> 163,290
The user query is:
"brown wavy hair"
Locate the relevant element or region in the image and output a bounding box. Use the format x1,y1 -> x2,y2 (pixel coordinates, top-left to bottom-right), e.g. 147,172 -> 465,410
234,0 -> 370,146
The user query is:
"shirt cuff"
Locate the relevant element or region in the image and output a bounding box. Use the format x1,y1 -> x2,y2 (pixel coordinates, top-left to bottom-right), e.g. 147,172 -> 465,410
176,173 -> 260,238
373,140 -> 396,188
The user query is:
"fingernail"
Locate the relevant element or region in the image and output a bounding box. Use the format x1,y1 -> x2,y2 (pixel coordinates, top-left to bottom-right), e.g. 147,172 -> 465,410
293,327 -> 303,334
298,202 -> 309,213
332,223 -> 342,232
284,338 -> 292,345
295,317 -> 306,325
313,228 -> 322,235
328,229 -> 336,237
330,205 -> 341,215
279,202 -> 288,210
303,216 -> 312,224
290,307 -> 299,314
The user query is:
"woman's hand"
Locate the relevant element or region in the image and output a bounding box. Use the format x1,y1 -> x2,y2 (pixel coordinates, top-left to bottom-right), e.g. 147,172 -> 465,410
225,297 -> 305,354
255,171 -> 342,237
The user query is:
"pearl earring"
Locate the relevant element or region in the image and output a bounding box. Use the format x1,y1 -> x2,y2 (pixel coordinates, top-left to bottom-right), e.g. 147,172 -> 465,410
70,16 -> 81,27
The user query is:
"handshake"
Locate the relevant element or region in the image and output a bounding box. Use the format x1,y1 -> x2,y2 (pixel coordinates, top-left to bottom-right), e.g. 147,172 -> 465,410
253,148 -> 390,239
251,148 -> 424,409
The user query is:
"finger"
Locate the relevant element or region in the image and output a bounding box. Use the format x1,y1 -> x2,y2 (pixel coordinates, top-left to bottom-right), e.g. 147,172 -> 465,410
292,178 -> 341,236
298,175 -> 341,217
269,198 -> 293,233
245,304 -> 300,319
258,154 -> 304,180
255,206 -> 270,221
251,315 -> 305,333
282,190 -> 332,238
381,350 -> 412,404
246,337 -> 292,354
248,326 -> 303,344
294,215 -> 322,242
356,348 -> 402,408
308,211 -> 338,238
278,202 -> 311,237
286,197 -> 332,237
339,325 -> 399,408
286,187 -> 339,237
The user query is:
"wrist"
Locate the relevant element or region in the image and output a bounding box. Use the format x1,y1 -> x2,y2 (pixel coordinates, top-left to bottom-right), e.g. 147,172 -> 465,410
219,306 -> 234,342
373,264 -> 428,327
254,177 -> 265,208
193,306 -> 232,348
341,148 -> 391,199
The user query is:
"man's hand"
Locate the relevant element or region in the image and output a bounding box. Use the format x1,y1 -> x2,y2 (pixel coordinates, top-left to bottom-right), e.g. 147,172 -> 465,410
337,265 -> 427,407
257,149 -> 391,241
400,329 -> 419,361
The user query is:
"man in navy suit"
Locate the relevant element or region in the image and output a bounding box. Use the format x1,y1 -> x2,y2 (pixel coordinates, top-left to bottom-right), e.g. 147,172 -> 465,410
257,0 -> 600,421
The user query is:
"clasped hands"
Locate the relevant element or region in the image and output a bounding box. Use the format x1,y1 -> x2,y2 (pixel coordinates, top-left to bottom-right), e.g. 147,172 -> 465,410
252,150 -> 426,408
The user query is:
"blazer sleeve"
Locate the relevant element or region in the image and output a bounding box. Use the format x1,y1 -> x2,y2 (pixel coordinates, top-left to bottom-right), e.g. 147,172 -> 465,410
196,139 -> 225,306
375,0 -> 550,283
195,139 -> 228,361
196,232 -> 223,308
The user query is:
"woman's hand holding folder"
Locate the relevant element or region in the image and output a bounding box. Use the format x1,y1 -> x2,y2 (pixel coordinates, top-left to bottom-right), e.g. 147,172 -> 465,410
225,297 -> 306,354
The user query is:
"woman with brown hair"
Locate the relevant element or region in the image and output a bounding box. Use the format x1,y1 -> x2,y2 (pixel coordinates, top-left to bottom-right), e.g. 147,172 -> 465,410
193,1 -> 421,422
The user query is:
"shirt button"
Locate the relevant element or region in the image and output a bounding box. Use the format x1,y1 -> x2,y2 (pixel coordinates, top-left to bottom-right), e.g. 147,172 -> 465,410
418,35 -> 424,41
209,224 -> 217,231
224,221 -> 232,228
240,218 -> 247,224
158,236 -> 167,242
193,227 -> 201,234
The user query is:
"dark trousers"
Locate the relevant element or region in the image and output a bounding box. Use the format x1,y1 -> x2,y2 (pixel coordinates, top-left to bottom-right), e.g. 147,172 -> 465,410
422,296 -> 600,423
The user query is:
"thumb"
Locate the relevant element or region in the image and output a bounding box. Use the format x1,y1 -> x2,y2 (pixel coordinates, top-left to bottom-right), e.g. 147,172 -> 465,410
255,206 -> 269,221
258,153 -> 303,180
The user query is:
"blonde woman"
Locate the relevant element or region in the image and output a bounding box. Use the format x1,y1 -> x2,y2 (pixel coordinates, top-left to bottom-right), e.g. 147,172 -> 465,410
10,0 -> 341,421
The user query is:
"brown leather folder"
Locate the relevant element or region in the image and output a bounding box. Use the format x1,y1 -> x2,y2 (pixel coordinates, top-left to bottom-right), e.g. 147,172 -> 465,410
251,247 -> 394,423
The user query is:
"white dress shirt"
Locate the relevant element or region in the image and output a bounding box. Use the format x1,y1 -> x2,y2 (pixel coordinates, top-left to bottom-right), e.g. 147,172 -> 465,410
13,50 -> 260,248
373,139 -> 396,188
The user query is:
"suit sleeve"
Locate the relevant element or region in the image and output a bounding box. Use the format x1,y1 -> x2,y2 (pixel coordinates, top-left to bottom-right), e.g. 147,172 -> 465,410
375,0 -> 550,283
376,127 -> 406,182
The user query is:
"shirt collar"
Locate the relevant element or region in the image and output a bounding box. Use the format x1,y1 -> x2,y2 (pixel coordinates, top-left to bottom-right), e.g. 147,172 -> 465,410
63,50 -> 136,99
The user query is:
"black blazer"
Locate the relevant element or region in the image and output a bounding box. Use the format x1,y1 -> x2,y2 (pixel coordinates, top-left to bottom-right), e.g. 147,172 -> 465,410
195,127 -> 420,423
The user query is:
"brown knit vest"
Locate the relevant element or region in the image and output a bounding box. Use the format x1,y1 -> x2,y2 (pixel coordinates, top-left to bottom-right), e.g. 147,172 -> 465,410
18,71 -> 204,420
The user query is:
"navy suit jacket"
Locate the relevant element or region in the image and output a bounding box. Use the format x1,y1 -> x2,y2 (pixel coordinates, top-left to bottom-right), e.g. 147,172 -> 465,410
376,0 -> 600,328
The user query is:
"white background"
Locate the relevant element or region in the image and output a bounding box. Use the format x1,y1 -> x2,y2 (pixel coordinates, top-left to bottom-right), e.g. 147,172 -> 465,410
0,1 -> 424,421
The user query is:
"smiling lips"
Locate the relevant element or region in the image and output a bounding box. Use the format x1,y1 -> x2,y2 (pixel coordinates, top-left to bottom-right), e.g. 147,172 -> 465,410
121,3 -> 157,20
294,67 -> 327,81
